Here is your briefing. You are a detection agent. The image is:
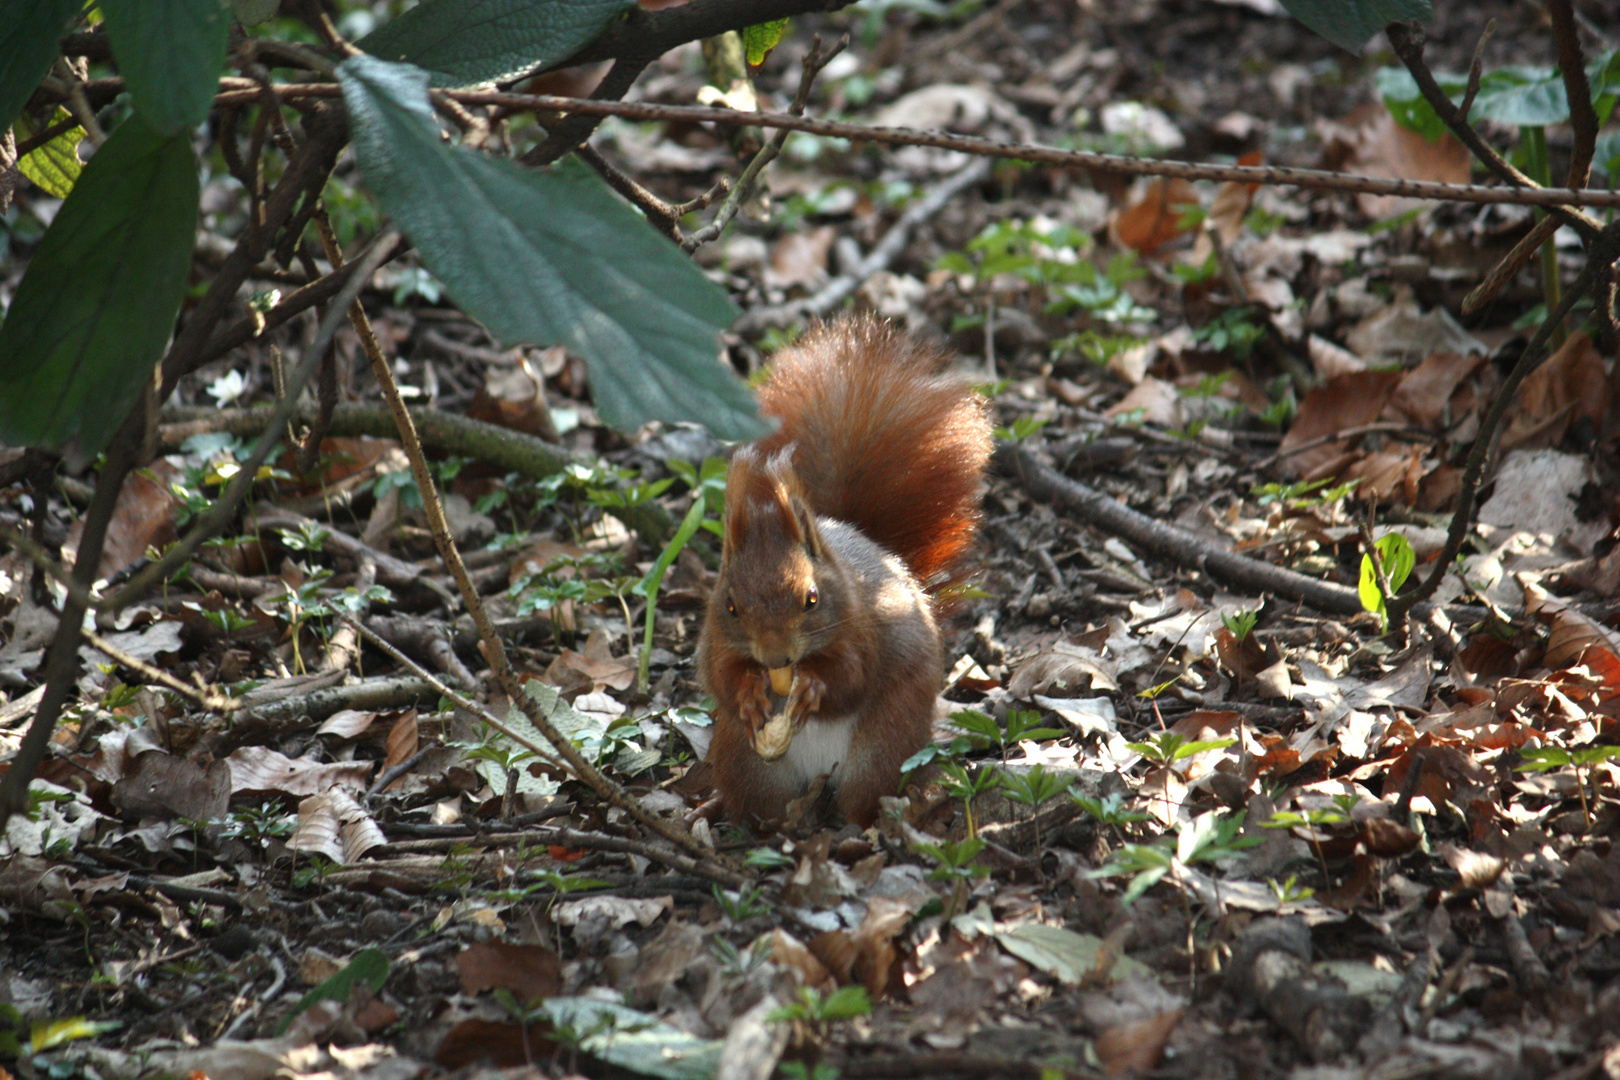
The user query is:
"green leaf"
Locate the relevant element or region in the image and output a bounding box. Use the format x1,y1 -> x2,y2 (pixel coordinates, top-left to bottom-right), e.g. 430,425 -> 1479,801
1359,532 -> 1415,624
1378,533 -> 1415,591
233,0 -> 279,26
337,56 -> 760,439
0,116 -> 199,461
100,0 -> 230,133
0,0 -> 81,133
357,0 -> 635,88
1516,747 -> 1572,772
543,997 -> 721,1080
16,108 -> 83,197
275,948 -> 390,1036
994,923 -> 1153,984
742,19 -> 789,67
28,1016 -> 122,1052
1471,66 -> 1571,127
1278,0 -> 1431,52
1380,51 -> 1620,136
818,985 -> 873,1020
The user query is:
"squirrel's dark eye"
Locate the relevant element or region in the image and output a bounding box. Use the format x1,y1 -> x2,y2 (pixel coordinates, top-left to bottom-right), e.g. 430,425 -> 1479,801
804,586 -> 818,611
726,597 -> 738,617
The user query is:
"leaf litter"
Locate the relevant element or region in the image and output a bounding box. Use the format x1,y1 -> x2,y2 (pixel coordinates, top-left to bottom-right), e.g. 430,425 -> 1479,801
4,1 -> 1620,1079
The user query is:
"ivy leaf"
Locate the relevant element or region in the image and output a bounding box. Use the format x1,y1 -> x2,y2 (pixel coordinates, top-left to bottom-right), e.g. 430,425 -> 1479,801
0,116 -> 199,462
358,0 -> 635,87
337,55 -> 761,440
101,0 -> 230,134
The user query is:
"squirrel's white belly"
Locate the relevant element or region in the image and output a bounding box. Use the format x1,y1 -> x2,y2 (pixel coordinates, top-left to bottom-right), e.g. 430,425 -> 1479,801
783,714 -> 856,787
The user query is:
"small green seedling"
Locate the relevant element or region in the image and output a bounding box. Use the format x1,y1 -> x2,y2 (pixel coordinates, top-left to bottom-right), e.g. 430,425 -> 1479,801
993,416 -> 1049,442
1267,875 -> 1315,905
1069,790 -> 1148,831
938,760 -> 999,837
1091,811 -> 1259,905
767,985 -> 872,1028
1126,731 -> 1238,767
998,763 -> 1072,849
1359,532 -> 1416,631
1221,608 -> 1259,640
744,846 -> 795,871
713,883 -> 773,922
1518,745 -> 1620,830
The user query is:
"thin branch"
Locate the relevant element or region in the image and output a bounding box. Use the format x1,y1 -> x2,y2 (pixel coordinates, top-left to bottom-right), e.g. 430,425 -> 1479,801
319,217 -> 739,879
100,232 -> 402,613
575,143 -> 686,239
80,628 -> 240,713
0,414 -> 144,818
1256,422 -> 1439,471
223,82 -> 1620,211
0,527 -> 95,612
734,155 -> 992,333
1384,22 -> 1601,235
157,401 -> 673,544
12,114 -> 81,158
159,103 -> 348,393
1547,0 -> 1597,191
1457,19 -> 1493,120
1389,220 -> 1620,623
681,33 -> 847,253
335,613 -> 568,775
997,442 -> 1367,616
1462,214 -> 1559,314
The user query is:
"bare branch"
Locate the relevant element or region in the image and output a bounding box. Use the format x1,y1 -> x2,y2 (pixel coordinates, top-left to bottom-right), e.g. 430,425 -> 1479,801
228,83 -> 1620,211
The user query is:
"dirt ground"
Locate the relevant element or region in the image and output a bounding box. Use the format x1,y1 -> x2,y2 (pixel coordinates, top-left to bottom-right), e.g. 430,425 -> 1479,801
4,0 -> 1620,1078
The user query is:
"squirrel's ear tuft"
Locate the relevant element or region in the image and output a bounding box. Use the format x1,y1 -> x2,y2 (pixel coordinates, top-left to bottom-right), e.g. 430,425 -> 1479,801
790,495 -> 823,559
723,445 -> 810,558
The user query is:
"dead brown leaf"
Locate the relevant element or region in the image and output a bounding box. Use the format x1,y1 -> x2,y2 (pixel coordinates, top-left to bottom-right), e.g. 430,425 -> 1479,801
1278,370 -> 1402,478
1111,178 -> 1200,255
455,941 -> 563,1000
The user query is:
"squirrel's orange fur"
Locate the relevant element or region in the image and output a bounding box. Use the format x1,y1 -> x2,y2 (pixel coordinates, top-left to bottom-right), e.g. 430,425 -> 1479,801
698,316 -> 991,827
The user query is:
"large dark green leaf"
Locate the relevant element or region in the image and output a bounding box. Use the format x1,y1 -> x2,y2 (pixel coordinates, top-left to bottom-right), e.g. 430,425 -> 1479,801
357,0 -> 634,88
337,55 -> 761,440
1279,0 -> 1431,52
0,0 -> 81,131
101,0 -> 229,133
0,116 -> 199,459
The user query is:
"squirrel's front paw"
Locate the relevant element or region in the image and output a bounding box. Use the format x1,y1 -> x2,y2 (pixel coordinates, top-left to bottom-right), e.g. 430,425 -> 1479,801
737,670 -> 774,735
785,671 -> 825,729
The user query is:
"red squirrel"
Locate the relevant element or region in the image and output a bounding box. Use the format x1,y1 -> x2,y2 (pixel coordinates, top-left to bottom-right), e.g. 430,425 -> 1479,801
697,316 -> 992,828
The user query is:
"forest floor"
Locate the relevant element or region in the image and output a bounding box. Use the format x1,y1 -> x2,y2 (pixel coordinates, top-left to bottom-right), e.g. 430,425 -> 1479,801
4,0 -> 1620,1078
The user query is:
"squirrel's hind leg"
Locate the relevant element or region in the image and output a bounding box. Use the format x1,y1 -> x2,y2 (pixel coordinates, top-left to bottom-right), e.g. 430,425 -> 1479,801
835,690 -> 937,827
709,711 -> 805,827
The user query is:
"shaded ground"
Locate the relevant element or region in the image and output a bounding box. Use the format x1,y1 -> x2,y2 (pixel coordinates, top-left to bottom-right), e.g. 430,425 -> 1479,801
4,1 -> 1620,1078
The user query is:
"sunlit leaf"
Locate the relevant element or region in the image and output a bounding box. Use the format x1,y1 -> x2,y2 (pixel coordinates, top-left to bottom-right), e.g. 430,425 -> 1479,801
16,108 -> 84,197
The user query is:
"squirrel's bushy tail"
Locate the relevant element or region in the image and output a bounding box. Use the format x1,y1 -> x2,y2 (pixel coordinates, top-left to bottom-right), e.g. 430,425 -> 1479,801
752,316 -> 992,588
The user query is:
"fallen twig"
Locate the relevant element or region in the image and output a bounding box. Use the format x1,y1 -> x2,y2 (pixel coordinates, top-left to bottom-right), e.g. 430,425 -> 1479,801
158,402 -> 672,545
998,441 -> 1365,616
735,155 -> 994,334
